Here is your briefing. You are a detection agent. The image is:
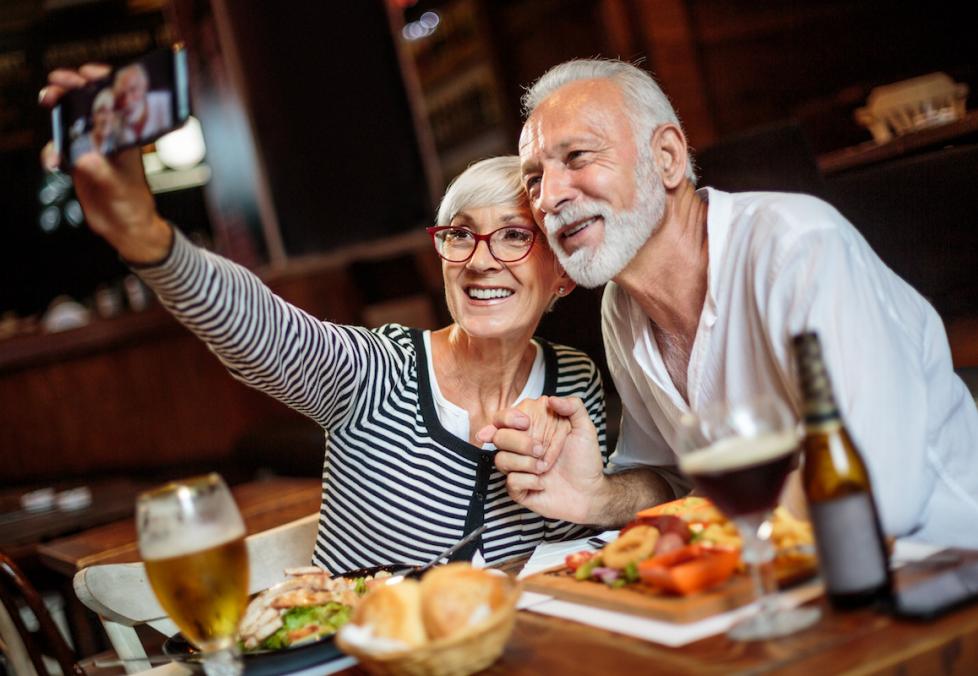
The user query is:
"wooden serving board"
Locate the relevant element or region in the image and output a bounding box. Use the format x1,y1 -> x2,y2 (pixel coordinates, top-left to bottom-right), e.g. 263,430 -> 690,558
522,557 -> 817,624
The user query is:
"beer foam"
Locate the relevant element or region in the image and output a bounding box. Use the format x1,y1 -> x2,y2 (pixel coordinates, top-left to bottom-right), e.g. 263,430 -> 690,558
679,430 -> 797,474
140,521 -> 245,561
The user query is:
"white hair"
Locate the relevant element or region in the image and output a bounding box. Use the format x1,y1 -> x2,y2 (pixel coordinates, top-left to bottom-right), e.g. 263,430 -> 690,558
92,87 -> 115,113
436,156 -> 527,226
116,62 -> 149,90
522,59 -> 696,182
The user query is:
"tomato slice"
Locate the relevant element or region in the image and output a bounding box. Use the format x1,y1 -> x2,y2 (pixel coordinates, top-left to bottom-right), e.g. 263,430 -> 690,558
565,550 -> 595,572
638,547 -> 740,596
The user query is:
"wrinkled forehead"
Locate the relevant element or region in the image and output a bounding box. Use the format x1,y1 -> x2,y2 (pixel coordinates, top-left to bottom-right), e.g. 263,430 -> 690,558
519,79 -> 633,163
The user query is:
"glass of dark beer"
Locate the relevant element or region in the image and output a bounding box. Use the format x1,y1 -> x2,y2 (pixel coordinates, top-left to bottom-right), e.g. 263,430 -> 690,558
137,474 -> 249,675
677,395 -> 820,640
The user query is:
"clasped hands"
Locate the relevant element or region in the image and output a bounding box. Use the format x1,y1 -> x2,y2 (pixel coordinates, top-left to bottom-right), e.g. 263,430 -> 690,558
477,395 -> 606,525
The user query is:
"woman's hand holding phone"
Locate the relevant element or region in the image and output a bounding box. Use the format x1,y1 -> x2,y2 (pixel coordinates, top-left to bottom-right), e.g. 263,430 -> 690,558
40,65 -> 172,266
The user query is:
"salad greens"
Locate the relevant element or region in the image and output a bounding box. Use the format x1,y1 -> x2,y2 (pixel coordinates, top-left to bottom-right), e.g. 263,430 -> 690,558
258,602 -> 353,650
244,575 -> 371,652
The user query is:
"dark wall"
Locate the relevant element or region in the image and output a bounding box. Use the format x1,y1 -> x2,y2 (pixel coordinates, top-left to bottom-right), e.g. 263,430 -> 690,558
824,145 -> 978,322
688,1 -> 978,153
0,4 -> 200,317
223,0 -> 433,255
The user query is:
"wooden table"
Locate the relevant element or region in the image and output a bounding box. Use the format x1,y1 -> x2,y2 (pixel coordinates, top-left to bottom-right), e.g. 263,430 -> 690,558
36,476 -> 322,577
40,479 -> 978,674
131,594 -> 978,676
339,553 -> 978,675
0,478 -> 153,563
29,476 -> 321,659
334,588 -> 978,676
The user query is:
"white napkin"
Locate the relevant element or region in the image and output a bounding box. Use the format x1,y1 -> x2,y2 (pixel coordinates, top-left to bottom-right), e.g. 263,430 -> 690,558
518,531 -> 617,580
517,535 -> 941,647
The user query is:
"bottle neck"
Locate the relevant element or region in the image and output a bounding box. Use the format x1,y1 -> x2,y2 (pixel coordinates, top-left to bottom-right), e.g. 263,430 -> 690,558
804,416 -> 843,435
793,333 -> 842,427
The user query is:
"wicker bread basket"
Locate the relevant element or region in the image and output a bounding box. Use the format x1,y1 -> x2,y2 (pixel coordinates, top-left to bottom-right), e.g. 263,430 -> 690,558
336,570 -> 521,676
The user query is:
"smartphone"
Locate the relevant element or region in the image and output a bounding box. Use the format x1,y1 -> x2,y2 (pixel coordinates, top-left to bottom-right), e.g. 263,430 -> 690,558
52,44 -> 190,171
891,550 -> 978,620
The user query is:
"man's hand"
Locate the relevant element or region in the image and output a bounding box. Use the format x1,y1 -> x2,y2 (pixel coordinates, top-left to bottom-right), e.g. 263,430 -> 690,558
480,396 -> 607,524
40,66 -> 171,264
496,396 -> 572,473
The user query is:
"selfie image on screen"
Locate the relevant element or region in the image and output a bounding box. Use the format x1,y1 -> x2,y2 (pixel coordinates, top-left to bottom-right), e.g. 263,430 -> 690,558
56,48 -> 181,169
113,52 -> 174,146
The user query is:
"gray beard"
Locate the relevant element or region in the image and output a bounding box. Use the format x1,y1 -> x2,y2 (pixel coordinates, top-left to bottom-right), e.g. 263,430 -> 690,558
544,157 -> 665,289
125,100 -> 147,125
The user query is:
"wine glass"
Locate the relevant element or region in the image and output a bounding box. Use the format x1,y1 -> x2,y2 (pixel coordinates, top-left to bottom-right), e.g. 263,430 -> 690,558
676,395 -> 821,640
137,474 -> 250,675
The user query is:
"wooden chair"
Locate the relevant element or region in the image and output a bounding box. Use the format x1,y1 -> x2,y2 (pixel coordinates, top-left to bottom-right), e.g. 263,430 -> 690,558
72,513 -> 318,674
0,551 -> 83,676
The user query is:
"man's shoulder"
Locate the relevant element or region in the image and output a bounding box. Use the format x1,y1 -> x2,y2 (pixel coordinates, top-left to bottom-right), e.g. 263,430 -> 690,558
147,90 -> 172,106
725,191 -> 856,261
730,191 -> 845,233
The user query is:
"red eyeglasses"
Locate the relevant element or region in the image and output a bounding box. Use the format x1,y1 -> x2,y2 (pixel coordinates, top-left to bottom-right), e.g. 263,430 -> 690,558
426,225 -> 537,263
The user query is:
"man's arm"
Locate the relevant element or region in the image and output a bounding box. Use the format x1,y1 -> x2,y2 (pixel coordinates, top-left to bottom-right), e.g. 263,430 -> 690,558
581,467 -> 675,529
762,210 -> 943,538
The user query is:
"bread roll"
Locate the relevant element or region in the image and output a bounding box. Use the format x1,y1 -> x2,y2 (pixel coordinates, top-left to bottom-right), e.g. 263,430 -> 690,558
420,563 -> 507,640
351,578 -> 428,648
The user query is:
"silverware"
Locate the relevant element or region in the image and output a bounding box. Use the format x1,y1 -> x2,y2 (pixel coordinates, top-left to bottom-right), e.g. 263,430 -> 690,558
398,524 -> 488,577
93,653 -> 202,667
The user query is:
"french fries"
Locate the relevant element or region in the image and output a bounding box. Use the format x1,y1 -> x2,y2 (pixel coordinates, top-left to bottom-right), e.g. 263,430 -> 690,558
641,497 -> 814,560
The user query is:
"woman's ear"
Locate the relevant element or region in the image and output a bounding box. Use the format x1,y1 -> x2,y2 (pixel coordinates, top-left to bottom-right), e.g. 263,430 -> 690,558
555,269 -> 577,297
547,269 -> 577,312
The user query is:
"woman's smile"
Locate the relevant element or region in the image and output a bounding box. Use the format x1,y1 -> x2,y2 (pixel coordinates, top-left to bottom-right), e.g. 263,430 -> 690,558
465,285 -> 515,302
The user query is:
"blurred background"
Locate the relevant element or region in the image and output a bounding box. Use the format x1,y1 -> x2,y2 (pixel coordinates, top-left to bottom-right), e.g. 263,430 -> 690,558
3,0 -> 978,506
1,0 -> 978,663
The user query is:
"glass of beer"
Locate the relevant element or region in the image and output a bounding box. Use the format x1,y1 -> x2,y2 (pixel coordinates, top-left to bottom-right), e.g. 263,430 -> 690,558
137,474 -> 249,675
677,395 -> 820,640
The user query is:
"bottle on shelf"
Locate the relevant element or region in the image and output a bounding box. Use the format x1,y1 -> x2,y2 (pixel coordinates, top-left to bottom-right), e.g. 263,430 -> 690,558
792,331 -> 893,610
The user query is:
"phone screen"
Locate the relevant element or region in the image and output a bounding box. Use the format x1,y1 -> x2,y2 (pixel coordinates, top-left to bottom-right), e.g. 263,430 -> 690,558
53,45 -> 190,170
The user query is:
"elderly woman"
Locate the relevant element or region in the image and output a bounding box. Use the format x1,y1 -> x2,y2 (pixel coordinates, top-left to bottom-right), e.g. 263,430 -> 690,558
69,87 -> 117,164
42,69 -> 607,574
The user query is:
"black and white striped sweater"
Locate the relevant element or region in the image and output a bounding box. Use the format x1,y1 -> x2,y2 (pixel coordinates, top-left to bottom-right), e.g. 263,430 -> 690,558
137,229 -> 608,572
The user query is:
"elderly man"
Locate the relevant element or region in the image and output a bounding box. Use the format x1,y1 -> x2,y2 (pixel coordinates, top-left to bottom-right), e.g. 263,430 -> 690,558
481,59 -> 978,548
113,62 -> 172,145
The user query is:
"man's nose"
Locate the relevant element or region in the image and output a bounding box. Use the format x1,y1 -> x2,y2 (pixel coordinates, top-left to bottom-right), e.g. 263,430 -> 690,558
536,166 -> 577,215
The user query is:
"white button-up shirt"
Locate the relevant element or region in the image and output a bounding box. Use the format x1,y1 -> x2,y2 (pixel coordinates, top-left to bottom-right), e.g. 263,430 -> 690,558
604,187 -> 978,547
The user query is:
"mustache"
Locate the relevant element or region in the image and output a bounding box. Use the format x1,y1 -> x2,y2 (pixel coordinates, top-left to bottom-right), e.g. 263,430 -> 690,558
543,199 -> 612,236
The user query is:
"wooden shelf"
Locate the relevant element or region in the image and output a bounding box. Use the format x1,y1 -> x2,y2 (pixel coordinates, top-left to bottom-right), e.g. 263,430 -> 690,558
818,111 -> 978,175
